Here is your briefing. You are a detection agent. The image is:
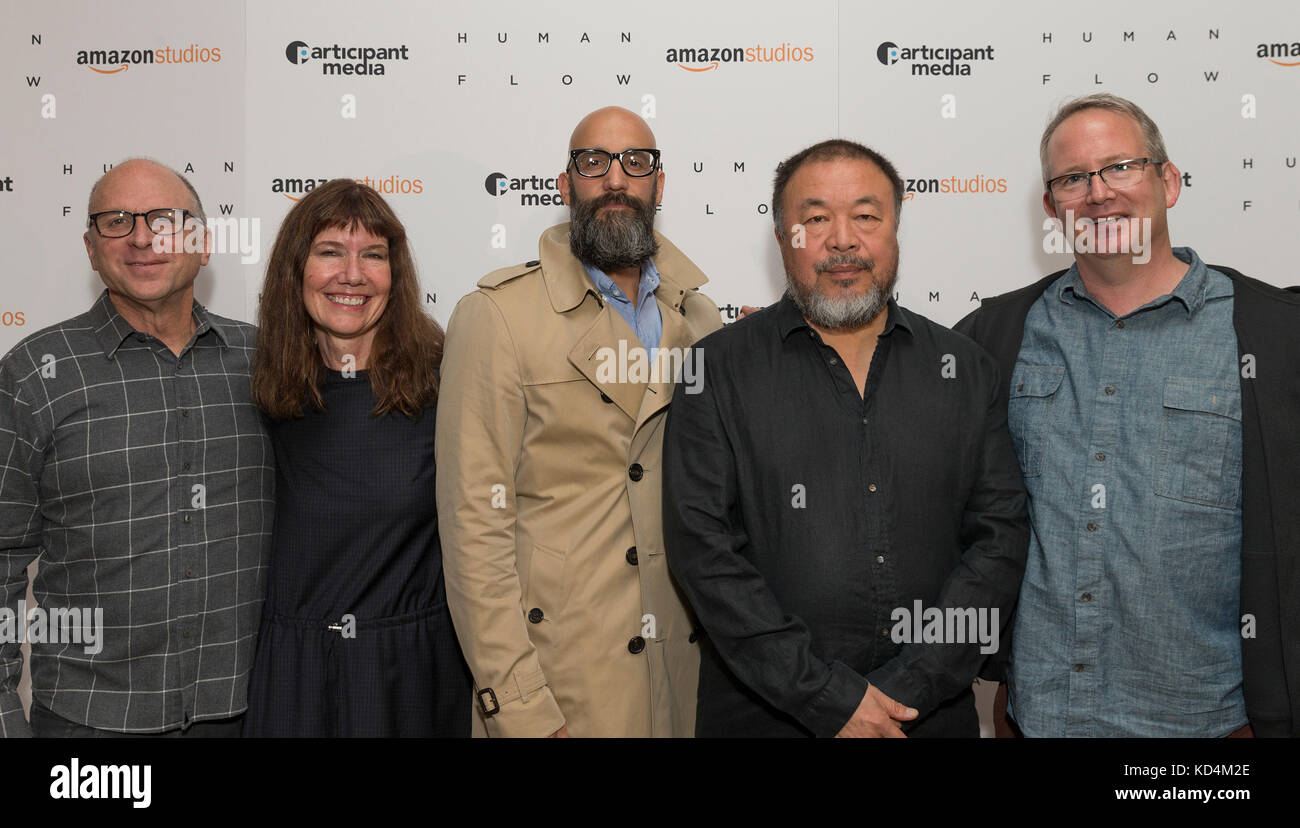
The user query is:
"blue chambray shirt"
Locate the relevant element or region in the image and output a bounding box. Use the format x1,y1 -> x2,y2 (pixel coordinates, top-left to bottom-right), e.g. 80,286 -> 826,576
1007,247 -> 1246,737
584,260 -> 663,349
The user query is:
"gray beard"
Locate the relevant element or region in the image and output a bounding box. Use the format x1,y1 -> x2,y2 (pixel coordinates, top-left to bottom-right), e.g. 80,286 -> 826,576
785,257 -> 898,331
568,190 -> 660,272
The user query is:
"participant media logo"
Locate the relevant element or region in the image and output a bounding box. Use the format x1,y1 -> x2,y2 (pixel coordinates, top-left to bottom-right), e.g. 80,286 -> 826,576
284,39 -> 411,75
485,172 -> 563,206
876,39 -> 995,76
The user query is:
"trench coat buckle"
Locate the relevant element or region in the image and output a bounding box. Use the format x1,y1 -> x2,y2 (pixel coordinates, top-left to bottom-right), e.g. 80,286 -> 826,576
477,687 -> 501,716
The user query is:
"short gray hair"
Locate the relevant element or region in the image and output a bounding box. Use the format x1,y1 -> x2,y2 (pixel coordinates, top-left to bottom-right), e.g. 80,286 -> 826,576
1039,93 -> 1170,185
771,139 -> 904,239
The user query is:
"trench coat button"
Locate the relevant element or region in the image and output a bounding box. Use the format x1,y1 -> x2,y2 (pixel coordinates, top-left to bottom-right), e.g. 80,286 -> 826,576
626,547 -> 638,565
688,629 -> 700,643
628,463 -> 643,481
628,636 -> 646,654
528,607 -> 544,623
525,260 -> 540,267
600,392 -> 613,403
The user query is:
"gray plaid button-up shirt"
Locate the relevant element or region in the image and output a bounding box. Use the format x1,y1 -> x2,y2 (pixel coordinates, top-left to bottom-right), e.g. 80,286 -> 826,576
0,292 -> 273,736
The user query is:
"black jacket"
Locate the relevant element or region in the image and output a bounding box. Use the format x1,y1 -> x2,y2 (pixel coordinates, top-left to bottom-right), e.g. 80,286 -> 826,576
955,265 -> 1300,737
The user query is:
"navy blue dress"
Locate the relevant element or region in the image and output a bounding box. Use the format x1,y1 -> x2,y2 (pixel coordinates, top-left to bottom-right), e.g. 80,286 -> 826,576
244,369 -> 470,737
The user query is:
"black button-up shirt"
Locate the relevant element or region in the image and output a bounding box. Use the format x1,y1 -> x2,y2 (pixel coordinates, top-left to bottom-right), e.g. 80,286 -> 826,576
663,294 -> 1028,737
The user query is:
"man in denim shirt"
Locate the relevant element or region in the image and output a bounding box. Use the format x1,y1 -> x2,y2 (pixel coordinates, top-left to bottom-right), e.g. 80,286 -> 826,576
956,93 -> 1300,737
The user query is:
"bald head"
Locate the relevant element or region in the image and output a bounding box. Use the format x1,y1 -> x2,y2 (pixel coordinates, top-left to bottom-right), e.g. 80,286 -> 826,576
567,106 -> 657,156
88,158 -> 204,220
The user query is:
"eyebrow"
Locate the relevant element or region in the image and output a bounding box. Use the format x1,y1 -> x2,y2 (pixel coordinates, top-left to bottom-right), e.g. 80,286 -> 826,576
799,195 -> 884,210
1052,154 -> 1146,175
313,239 -> 389,250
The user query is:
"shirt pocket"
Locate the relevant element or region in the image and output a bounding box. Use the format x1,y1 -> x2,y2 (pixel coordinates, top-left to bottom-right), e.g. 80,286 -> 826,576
1154,378 -> 1242,510
1007,365 -> 1065,478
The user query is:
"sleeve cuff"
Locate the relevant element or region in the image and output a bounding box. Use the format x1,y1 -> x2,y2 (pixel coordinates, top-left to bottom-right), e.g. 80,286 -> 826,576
800,661 -> 871,738
0,692 -> 32,738
481,685 -> 567,738
866,661 -> 932,719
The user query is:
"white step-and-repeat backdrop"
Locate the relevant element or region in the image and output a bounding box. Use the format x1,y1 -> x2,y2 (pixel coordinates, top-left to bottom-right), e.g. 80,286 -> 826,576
3,0 -> 1296,353
3,0 -> 1297,734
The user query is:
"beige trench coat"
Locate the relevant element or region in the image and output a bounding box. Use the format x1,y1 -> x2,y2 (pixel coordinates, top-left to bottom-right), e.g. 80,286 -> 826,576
436,224 -> 723,737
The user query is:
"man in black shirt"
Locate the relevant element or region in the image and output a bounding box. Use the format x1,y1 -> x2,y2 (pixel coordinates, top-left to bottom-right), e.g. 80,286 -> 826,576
662,139 -> 1029,737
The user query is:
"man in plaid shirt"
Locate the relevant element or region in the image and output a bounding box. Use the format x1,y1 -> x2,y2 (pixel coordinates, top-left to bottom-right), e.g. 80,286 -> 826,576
0,159 -> 273,737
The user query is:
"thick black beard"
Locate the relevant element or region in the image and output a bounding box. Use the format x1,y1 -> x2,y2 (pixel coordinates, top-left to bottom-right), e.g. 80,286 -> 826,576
568,188 -> 660,272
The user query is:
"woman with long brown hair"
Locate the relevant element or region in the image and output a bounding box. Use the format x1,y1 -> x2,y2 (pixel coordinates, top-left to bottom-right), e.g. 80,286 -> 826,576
243,179 -> 470,736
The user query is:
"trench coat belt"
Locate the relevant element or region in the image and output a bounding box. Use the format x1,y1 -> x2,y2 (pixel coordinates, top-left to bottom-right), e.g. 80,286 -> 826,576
476,666 -> 549,716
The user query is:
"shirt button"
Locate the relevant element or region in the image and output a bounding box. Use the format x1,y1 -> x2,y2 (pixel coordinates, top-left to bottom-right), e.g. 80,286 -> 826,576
628,636 -> 646,654
875,555 -> 885,564
1087,522 -> 1098,532
829,357 -> 839,366
1104,386 -> 1115,395
625,547 -> 638,566
1017,382 -> 1025,392
628,464 -> 643,482
880,627 -> 890,637
184,514 -> 192,523
1116,320 -> 1125,329
528,608 -> 544,624
868,483 -> 877,492
861,417 -> 868,425
1095,451 -> 1105,461
182,462 -> 192,472
180,409 -> 189,418
1081,592 -> 1093,602
185,568 -> 194,578
1073,663 -> 1087,672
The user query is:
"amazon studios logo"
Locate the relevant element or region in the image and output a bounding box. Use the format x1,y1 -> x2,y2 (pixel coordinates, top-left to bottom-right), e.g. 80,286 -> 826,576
284,39 -> 410,75
486,172 -> 563,207
877,39 -> 995,76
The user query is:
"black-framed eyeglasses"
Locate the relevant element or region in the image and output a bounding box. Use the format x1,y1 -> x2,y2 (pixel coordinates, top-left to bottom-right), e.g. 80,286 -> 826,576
568,148 -> 661,178
88,208 -> 198,238
1046,158 -> 1163,199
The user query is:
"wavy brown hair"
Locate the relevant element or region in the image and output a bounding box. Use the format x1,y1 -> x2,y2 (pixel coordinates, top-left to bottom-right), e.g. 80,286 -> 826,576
252,178 -> 443,419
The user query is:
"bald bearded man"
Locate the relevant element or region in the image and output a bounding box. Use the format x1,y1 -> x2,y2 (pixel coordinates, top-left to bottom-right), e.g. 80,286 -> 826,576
437,107 -> 723,737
